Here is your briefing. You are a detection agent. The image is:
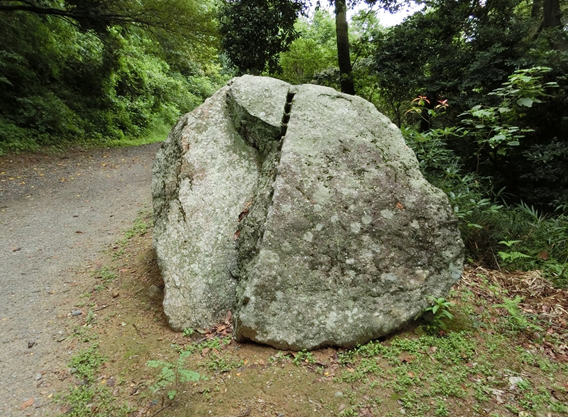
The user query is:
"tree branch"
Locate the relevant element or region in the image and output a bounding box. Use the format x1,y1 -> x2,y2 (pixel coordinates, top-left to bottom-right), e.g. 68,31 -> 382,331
0,1 -> 153,27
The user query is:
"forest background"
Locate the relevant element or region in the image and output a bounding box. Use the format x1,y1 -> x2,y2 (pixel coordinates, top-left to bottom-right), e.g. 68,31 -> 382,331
1,0 -> 567,285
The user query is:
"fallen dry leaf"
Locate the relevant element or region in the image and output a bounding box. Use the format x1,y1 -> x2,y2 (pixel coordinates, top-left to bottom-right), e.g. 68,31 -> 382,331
400,353 -> 415,364
238,208 -> 249,222
537,251 -> 549,260
20,398 -> 34,409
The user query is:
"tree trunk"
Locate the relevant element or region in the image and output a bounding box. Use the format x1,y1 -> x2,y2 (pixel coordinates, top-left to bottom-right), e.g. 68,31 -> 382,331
543,0 -> 562,28
334,0 -> 355,95
542,0 -> 567,50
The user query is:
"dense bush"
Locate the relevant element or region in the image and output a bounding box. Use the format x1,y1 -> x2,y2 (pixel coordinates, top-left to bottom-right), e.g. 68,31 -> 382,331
0,2 -> 226,154
403,76 -> 568,287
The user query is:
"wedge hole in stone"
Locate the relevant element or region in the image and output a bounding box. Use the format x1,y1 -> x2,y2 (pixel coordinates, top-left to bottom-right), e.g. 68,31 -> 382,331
280,90 -> 296,137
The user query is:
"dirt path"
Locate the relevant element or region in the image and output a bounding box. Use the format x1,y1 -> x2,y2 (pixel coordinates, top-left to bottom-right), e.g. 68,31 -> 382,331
0,143 -> 161,416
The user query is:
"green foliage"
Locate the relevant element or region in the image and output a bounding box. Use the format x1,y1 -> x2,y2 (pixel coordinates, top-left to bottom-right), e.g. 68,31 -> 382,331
123,211 -> 152,239
203,353 -> 244,373
402,66 -> 568,285
91,265 -> 117,291
0,0 -> 225,154
435,400 -> 450,416
58,344 -> 132,416
492,206 -> 568,286
113,210 -> 154,258
337,331 -> 479,397
175,335 -> 233,356
339,409 -> 358,417
219,0 -> 305,74
277,8 -> 338,84
493,296 -> 543,332
460,67 -> 558,157
0,0 -> 218,51
58,384 -> 131,417
95,266 -> 117,283
369,0 -> 568,207
422,296 -> 455,332
69,344 -> 106,384
147,349 -> 202,400
403,125 -> 504,240
497,240 -> 531,263
292,349 -> 316,365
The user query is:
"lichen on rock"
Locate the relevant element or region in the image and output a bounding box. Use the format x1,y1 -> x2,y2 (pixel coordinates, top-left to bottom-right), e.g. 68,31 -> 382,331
152,75 -> 464,349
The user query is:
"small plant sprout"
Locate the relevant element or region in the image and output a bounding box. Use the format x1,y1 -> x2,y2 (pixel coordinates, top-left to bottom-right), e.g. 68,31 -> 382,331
426,296 -> 455,320
183,328 -> 194,337
292,349 -> 316,366
147,349 -> 202,400
422,296 -> 455,332
493,295 -> 543,332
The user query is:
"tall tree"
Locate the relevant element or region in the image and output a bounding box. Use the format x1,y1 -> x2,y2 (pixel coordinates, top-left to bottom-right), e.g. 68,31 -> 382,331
543,0 -> 562,28
541,0 -> 567,50
218,0 -> 305,74
334,0 -> 355,94
326,0 -> 397,94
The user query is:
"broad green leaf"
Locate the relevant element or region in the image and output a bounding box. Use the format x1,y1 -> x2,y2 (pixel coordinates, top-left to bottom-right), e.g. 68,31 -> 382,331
179,369 -> 201,382
490,134 -> 507,143
516,97 -> 533,107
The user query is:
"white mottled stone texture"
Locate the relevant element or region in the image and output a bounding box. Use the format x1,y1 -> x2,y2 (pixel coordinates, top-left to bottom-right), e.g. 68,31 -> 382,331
152,75 -> 464,349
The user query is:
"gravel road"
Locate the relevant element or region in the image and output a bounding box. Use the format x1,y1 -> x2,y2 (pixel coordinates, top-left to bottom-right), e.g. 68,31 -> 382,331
0,143 -> 161,416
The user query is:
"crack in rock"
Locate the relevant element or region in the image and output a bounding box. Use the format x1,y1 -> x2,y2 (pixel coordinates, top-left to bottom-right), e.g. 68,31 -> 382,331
152,76 -> 464,349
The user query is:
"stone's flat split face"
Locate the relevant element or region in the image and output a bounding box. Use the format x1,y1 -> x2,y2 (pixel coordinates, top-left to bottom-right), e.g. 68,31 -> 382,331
234,84 -> 463,350
151,85 -> 249,330
152,76 -> 290,331
227,75 -> 290,155
152,75 -> 464,348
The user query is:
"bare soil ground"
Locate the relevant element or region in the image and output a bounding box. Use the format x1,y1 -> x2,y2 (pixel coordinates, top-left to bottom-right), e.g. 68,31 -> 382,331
62,224 -> 568,417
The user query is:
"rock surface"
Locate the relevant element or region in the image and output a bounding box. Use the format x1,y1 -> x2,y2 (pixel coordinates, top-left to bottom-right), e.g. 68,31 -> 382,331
152,75 -> 464,349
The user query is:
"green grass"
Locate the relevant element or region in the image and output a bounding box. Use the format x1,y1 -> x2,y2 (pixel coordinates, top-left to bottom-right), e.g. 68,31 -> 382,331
0,122 -> 167,156
56,344 -> 132,417
112,210 -> 152,259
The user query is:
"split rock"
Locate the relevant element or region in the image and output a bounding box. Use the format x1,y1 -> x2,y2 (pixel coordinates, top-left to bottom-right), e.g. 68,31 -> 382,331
152,75 -> 464,349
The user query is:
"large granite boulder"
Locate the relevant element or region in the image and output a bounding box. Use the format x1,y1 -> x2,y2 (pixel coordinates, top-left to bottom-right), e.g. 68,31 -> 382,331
152,75 -> 464,350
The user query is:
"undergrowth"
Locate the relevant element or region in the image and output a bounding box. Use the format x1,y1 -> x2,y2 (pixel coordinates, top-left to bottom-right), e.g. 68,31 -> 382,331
56,344 -> 132,417
404,126 -> 568,288
402,68 -> 567,288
